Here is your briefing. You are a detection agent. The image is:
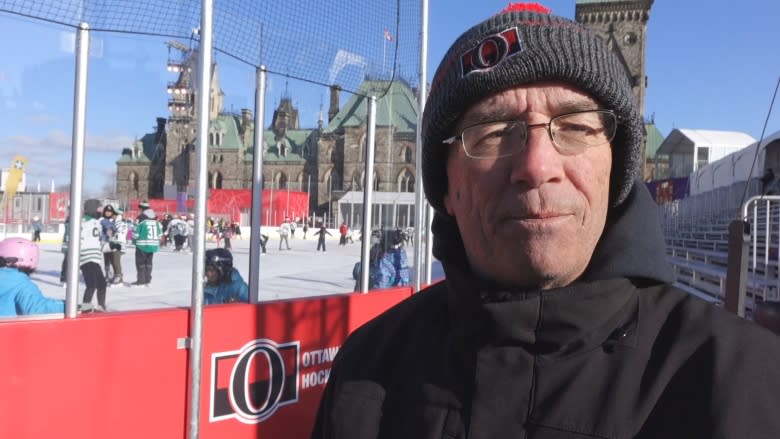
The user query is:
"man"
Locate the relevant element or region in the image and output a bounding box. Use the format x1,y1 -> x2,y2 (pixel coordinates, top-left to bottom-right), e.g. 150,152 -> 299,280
313,223 -> 332,252
132,207 -> 161,287
166,214 -> 188,252
30,216 -> 42,242
338,221 -> 348,246
311,4 -> 780,438
278,218 -> 291,251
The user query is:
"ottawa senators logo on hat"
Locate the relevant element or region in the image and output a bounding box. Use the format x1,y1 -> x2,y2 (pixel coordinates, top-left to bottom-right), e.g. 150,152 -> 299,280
460,27 -> 523,77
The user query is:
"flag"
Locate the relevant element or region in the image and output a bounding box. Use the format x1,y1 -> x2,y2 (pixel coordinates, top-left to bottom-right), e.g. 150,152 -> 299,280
383,28 -> 394,42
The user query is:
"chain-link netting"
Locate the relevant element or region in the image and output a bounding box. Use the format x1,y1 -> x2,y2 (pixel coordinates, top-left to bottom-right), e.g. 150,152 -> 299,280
0,0 -> 421,95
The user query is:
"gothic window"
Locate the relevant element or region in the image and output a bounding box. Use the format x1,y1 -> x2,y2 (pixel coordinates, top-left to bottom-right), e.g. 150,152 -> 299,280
404,146 -> 413,163
211,172 -> 223,189
330,170 -> 341,191
398,169 -> 415,192
209,132 -> 215,146
130,172 -> 139,191
278,172 -> 288,189
353,172 -> 362,191
373,174 -> 380,191
219,154 -> 224,163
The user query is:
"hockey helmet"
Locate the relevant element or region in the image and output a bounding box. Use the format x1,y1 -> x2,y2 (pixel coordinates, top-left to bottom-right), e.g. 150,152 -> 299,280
205,248 -> 233,283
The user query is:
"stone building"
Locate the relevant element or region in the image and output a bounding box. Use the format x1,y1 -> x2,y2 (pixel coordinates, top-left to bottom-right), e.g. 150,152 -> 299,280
115,43 -> 419,221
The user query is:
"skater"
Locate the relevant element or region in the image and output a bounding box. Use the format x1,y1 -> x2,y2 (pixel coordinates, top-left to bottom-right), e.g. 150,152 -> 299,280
314,224 -> 332,252
259,233 -> 269,254
338,221 -> 348,246
204,248 -> 248,304
100,205 -> 122,284
278,219 -> 291,250
30,216 -> 43,242
132,207 -> 162,287
0,237 -> 65,316
80,199 -> 107,312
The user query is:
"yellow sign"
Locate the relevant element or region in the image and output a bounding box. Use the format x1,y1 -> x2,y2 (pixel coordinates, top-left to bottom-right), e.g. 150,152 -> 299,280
1,155 -> 28,210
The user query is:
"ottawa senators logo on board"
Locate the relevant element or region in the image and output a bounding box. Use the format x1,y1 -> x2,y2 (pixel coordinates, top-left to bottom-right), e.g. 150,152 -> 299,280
210,339 -> 300,424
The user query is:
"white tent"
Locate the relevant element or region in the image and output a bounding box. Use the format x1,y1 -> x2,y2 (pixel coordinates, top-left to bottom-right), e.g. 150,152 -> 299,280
689,129 -> 780,195
657,128 -> 756,180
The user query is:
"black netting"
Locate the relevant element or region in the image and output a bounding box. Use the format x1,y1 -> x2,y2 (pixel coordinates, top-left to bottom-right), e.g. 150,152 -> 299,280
0,0 -> 421,95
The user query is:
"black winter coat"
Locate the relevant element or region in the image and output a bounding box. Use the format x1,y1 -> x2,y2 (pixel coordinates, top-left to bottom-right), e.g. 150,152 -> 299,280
311,184 -> 780,438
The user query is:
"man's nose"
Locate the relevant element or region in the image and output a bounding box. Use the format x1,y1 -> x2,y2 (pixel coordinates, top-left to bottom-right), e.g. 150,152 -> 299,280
508,125 -> 564,189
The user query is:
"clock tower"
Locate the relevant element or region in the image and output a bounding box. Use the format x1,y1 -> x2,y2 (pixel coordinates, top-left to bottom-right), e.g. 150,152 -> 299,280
576,0 -> 654,174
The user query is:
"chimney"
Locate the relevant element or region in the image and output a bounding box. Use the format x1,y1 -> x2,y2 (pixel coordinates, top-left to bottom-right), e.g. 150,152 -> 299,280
328,85 -> 341,123
240,108 -> 252,134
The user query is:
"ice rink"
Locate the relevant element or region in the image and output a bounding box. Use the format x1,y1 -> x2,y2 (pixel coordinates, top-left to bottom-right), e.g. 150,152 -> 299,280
31,233 -> 441,312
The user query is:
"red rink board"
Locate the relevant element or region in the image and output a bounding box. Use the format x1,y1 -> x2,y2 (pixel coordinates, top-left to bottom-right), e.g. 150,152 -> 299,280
0,287 -> 412,438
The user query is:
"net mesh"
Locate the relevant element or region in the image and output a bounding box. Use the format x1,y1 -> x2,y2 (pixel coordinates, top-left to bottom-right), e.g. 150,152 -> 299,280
0,0 -> 421,95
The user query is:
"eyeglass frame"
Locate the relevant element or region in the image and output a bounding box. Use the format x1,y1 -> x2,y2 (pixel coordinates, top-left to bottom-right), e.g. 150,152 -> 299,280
442,109 -> 619,160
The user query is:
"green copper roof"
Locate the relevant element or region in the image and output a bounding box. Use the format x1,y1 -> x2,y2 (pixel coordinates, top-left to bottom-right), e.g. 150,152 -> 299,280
645,123 -> 666,159
262,129 -> 312,162
211,114 -> 244,149
325,80 -> 418,134
117,133 -> 159,163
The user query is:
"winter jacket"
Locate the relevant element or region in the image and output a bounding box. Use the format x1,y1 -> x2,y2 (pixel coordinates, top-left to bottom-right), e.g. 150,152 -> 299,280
134,211 -> 162,253
80,215 -> 104,268
204,269 -> 248,304
0,268 -> 64,316
371,246 -> 409,288
100,217 -> 116,244
311,183 -> 780,438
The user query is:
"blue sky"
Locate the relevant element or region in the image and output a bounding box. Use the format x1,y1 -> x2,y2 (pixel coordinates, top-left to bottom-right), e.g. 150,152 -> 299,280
1,0 -> 778,196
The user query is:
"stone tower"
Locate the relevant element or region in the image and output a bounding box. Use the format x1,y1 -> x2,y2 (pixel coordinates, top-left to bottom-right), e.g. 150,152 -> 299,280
575,0 -> 654,174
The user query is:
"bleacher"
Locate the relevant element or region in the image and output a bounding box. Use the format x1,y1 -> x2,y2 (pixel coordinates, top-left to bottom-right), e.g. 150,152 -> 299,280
659,180 -> 780,316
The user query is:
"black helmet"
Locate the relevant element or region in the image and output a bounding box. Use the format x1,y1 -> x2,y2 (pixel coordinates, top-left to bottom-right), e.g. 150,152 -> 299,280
205,248 -> 233,283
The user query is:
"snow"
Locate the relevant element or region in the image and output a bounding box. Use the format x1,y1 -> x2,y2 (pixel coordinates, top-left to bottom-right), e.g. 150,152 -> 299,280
31,235 -> 441,312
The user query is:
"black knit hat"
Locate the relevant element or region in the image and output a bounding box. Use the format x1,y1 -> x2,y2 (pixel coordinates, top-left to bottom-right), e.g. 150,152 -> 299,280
421,3 -> 643,213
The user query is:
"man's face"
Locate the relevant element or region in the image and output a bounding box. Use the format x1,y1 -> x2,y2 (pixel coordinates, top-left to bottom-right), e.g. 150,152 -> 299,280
442,82 -> 612,289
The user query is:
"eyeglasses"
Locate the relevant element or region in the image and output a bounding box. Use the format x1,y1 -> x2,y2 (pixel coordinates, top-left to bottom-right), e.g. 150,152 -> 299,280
442,109 -> 618,159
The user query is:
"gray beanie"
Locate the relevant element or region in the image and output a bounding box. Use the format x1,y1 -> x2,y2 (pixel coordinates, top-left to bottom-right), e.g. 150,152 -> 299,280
421,4 -> 643,213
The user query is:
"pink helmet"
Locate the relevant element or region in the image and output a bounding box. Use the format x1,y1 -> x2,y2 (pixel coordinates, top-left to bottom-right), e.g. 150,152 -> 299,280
0,237 -> 40,270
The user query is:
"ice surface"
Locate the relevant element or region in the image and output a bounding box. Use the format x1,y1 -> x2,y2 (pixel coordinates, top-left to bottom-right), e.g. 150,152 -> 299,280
32,235 -> 443,312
